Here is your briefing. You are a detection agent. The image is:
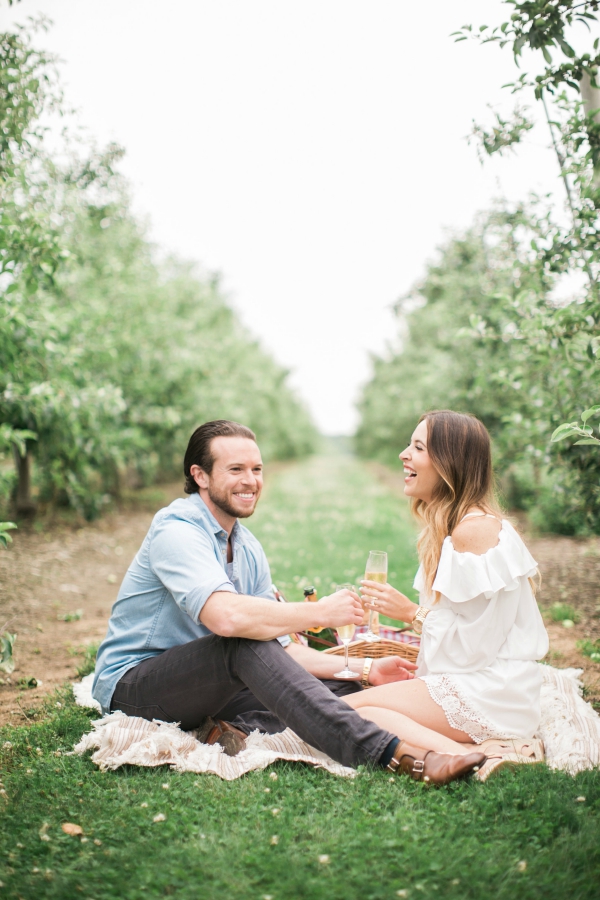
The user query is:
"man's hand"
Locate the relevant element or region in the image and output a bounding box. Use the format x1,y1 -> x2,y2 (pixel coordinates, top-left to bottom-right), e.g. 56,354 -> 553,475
316,589 -> 364,630
201,587 -> 363,642
369,656 -> 417,686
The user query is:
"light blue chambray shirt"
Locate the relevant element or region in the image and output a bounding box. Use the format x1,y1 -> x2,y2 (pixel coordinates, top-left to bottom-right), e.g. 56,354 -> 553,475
92,492 -> 290,713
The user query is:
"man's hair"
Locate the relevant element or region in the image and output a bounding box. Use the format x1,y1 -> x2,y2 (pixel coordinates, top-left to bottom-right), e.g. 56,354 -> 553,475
183,420 -> 257,494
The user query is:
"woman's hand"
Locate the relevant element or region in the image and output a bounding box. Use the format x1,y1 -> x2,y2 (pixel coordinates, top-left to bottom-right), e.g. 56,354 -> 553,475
360,580 -> 418,624
369,656 -> 417,686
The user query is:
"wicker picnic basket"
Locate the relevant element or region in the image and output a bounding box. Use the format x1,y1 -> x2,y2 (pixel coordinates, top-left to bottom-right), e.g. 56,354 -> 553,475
323,637 -> 420,664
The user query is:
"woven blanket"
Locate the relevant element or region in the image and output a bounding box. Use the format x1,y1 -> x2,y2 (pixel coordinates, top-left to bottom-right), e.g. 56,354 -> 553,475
72,665 -> 600,779
537,665 -> 600,774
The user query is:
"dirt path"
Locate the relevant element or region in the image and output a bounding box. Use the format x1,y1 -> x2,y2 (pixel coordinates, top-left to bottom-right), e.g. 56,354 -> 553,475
0,484 -> 184,726
1,464 -> 600,726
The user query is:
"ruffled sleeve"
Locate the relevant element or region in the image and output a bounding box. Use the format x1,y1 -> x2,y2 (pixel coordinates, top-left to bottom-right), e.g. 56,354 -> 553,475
432,520 -> 538,603
413,566 -> 424,594
417,521 -> 546,675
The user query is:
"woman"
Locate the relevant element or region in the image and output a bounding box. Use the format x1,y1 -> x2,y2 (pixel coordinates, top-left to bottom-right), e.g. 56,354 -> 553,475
346,409 -> 549,780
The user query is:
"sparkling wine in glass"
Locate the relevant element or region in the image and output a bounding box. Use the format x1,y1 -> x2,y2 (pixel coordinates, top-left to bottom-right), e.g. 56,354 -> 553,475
333,584 -> 360,679
362,551 -> 387,643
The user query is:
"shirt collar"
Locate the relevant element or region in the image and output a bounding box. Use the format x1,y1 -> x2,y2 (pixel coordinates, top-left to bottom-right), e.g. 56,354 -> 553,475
188,493 -> 246,546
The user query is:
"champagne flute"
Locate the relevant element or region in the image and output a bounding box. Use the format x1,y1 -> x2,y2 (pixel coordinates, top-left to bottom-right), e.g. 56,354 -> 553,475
362,551 -> 387,642
333,584 -> 361,679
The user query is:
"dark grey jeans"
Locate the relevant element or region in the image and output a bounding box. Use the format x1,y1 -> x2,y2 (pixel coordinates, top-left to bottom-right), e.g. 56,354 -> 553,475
110,634 -> 395,769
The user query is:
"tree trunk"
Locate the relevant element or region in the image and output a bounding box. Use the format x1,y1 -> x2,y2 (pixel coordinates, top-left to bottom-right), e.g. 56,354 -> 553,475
12,445 -> 36,516
580,72 -> 600,186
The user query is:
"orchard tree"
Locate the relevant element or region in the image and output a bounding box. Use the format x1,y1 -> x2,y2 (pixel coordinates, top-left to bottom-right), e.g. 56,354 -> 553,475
454,2 -> 600,451
357,2 -> 600,532
1,17 -> 316,521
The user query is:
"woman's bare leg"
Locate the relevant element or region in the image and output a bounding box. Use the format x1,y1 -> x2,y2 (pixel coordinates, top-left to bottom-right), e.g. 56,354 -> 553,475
343,678 -> 479,750
355,706 -> 476,755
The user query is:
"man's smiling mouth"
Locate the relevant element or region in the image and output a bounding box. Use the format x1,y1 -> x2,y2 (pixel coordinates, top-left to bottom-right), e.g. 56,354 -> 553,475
235,493 -> 255,500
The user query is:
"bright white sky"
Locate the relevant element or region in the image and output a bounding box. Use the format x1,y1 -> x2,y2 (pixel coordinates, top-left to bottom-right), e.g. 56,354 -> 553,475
3,1 -> 574,433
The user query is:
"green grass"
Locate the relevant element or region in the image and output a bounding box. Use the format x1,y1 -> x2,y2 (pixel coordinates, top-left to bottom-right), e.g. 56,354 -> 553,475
578,639 -> 600,663
71,642 -> 100,679
250,447 -> 420,621
1,450 -> 600,899
548,603 -> 581,625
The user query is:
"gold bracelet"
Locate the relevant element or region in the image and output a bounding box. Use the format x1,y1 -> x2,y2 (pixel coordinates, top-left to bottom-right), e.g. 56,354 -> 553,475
361,657 -> 373,688
412,606 -> 431,635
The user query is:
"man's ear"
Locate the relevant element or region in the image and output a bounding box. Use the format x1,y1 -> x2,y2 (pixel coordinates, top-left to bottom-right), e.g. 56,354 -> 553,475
189,464 -> 209,490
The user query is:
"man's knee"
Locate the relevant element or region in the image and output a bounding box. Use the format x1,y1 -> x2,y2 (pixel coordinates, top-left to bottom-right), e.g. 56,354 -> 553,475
222,635 -> 284,652
223,635 -> 288,673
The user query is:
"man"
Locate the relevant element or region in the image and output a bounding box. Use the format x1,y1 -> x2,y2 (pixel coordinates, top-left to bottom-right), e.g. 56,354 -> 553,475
93,420 -> 484,783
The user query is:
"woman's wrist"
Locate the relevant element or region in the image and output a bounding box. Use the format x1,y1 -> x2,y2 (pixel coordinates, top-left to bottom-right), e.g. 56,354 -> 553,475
412,606 -> 431,635
361,658 -> 373,687
406,602 -> 419,624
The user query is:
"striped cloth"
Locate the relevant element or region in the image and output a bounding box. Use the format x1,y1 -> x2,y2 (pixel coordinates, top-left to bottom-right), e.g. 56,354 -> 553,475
72,665 -> 600,779
537,665 -> 600,774
72,709 -> 354,781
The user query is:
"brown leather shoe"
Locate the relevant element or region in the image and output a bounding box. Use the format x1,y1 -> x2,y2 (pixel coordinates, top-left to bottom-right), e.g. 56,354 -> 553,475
387,740 -> 486,785
194,717 -> 247,757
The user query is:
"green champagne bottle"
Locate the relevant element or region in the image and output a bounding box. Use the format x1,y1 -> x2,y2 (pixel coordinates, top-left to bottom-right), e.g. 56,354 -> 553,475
303,586 -> 337,649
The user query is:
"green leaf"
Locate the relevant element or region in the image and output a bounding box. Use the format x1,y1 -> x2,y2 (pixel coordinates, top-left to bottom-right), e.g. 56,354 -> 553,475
550,423 -> 579,442
0,522 -> 17,550
514,34 -> 525,55
574,438 -> 600,445
557,39 -> 575,59
581,406 -> 600,423
542,46 -> 553,64
0,632 -> 16,674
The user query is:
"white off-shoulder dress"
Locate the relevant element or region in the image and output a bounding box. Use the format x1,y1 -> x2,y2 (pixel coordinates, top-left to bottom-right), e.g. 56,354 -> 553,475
415,518 -> 549,743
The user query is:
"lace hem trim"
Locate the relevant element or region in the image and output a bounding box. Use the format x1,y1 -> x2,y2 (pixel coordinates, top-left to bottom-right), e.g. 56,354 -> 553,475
423,674 -> 517,744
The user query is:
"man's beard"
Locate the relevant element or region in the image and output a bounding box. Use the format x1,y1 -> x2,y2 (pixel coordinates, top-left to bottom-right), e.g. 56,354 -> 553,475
207,484 -> 258,519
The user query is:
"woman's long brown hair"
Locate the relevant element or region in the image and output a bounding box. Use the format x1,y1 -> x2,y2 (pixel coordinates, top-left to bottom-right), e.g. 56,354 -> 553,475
411,410 -> 502,596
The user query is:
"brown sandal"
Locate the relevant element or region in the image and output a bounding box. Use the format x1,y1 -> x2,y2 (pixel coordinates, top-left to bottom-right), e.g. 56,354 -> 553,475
387,741 -> 486,786
478,738 -> 545,762
474,751 -> 543,783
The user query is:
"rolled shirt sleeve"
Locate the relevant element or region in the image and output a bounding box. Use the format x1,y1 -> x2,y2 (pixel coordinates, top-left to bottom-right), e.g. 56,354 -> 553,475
93,493 -> 294,713
149,517 -> 236,623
